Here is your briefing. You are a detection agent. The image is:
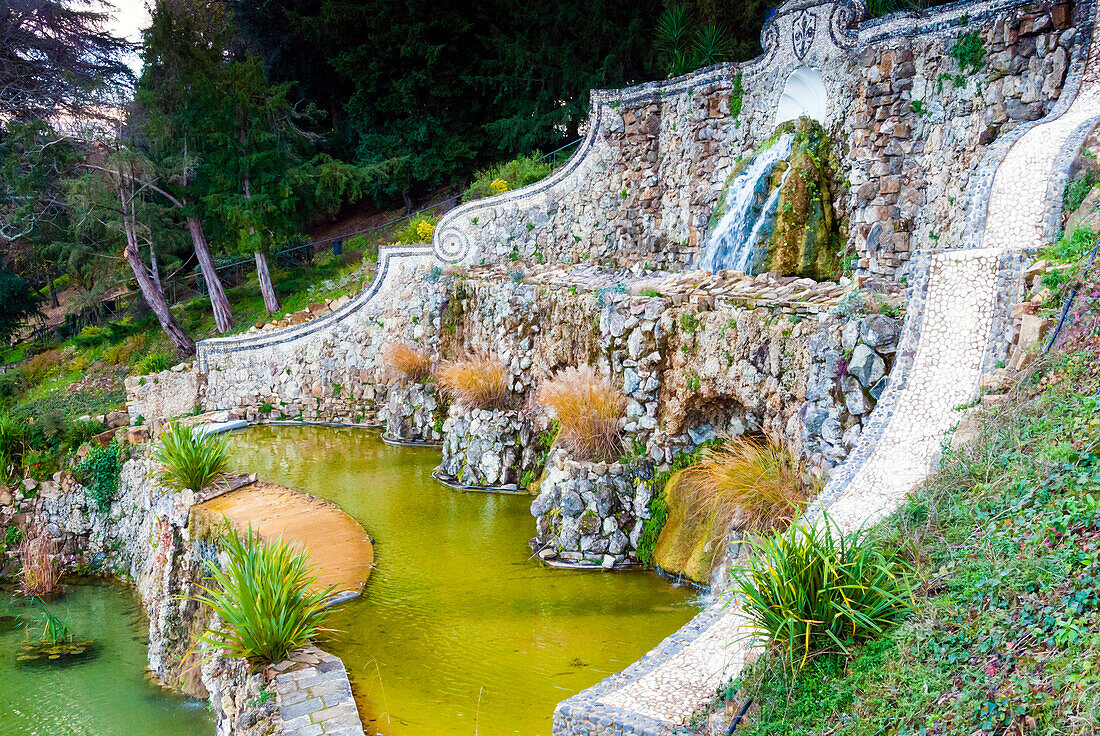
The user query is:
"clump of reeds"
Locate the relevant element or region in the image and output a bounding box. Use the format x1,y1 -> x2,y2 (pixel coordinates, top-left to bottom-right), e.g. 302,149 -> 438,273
381,342 -> 432,383
18,528 -> 60,597
679,436 -> 819,534
434,355 -> 509,410
534,366 -> 625,462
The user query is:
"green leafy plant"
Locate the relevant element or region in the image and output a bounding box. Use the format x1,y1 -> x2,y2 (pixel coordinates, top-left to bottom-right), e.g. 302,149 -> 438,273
732,517 -> 912,671
1064,172 -> 1098,216
74,442 -> 125,511
462,154 -> 555,202
391,214 -> 439,245
154,421 -> 229,494
132,352 -> 173,376
655,6 -> 732,78
950,30 -> 986,75
193,525 -> 337,664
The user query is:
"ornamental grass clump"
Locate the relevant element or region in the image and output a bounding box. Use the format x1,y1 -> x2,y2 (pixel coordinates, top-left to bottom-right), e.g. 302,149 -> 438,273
193,526 -> 336,664
534,366 -> 625,462
18,529 -> 60,598
434,356 -> 509,410
154,421 -> 229,494
732,517 -> 912,672
382,342 -> 432,383
679,437 -> 818,534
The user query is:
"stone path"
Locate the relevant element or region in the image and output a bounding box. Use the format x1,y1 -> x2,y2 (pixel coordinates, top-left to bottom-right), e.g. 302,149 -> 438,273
190,480 -> 374,597
271,646 -> 366,736
558,4 -> 1100,732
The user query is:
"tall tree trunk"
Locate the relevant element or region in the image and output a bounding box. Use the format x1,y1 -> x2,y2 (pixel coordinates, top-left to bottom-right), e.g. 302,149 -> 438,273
186,217 -> 234,333
255,251 -> 279,313
48,276 -> 59,308
402,188 -> 414,215
149,242 -> 162,294
119,186 -> 194,356
125,244 -> 194,357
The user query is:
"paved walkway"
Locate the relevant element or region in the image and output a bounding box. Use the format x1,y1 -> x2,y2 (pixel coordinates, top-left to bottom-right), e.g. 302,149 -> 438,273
560,5 -> 1100,731
191,480 -> 374,597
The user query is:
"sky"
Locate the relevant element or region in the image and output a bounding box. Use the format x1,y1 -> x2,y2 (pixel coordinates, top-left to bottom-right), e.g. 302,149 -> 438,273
105,1 -> 152,72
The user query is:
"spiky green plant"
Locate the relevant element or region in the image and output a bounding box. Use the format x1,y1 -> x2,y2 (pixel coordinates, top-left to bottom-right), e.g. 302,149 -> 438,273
0,412 -> 25,479
193,525 -> 337,664
731,517 -> 913,672
154,421 -> 229,494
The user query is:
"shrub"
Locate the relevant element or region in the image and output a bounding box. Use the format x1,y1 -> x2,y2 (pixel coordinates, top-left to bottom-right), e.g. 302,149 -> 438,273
434,355 -> 509,410
392,214 -> 439,245
950,30 -> 987,74
103,333 -> 148,366
534,366 -> 625,462
462,154 -> 555,202
18,529 -> 60,597
1063,173 -> 1097,217
132,352 -> 173,376
74,442 -> 125,511
732,517 -> 912,671
679,437 -> 817,534
23,349 -> 63,384
193,525 -> 336,664
381,343 -> 432,383
154,421 -> 229,494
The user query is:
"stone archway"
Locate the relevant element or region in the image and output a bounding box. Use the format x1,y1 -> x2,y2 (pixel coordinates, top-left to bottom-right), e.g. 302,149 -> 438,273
775,66 -> 828,126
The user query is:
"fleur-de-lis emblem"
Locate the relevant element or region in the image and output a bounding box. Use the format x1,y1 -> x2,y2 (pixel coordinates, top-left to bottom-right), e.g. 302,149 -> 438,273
792,11 -> 817,60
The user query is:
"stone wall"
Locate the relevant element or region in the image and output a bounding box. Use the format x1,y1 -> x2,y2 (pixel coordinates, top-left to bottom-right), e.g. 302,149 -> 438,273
432,0 -> 1083,278
379,382 -> 444,443
531,449 -> 653,566
436,405 -> 537,489
125,362 -> 203,422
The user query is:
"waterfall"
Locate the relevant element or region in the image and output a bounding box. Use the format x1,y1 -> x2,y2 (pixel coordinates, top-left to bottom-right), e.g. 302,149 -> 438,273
697,132 -> 796,274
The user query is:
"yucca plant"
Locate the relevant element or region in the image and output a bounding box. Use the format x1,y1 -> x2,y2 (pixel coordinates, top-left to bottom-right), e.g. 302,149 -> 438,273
731,517 -> 913,672
434,355 -> 509,410
382,342 -> 432,383
680,437 -> 818,533
534,366 -> 625,462
154,421 -> 229,494
193,525 -> 337,664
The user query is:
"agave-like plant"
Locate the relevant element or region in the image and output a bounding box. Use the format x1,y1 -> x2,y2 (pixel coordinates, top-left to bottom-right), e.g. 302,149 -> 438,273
154,421 -> 229,494
193,525 -> 337,664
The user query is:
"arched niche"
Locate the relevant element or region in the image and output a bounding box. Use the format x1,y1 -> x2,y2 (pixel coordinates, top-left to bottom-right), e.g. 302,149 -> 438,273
774,66 -> 828,126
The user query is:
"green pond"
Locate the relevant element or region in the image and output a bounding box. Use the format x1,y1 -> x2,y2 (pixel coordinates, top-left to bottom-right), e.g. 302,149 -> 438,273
0,584 -> 213,736
225,425 -> 700,736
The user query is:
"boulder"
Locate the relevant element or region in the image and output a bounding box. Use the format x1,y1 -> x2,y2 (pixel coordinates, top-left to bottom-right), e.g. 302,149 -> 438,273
848,344 -> 886,388
860,314 -> 900,352
105,411 -> 130,429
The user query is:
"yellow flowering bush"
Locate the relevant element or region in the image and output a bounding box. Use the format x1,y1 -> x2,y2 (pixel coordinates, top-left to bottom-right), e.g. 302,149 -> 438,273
416,220 -> 435,241
490,178 -> 509,194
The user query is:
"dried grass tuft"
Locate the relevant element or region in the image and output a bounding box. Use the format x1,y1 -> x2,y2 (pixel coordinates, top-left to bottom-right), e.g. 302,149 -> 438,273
19,528 -> 60,597
679,436 -> 819,534
534,366 -> 625,462
382,343 -> 432,383
434,355 -> 509,410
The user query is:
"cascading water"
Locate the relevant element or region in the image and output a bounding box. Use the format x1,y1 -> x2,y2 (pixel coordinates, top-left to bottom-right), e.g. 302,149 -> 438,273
697,132 -> 796,274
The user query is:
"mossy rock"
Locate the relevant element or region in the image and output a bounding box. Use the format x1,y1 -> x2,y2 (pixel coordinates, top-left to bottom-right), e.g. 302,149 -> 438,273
651,471 -> 726,586
767,118 -> 841,281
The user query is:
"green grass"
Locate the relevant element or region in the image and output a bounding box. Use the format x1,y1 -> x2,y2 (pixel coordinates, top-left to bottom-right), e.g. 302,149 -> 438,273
721,347 -> 1100,735
193,525 -> 337,664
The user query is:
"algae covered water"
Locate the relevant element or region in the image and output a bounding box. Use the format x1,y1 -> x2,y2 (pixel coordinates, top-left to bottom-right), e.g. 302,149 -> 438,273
225,425 -> 699,736
0,583 -> 213,736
